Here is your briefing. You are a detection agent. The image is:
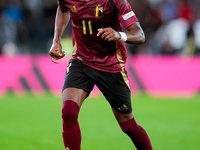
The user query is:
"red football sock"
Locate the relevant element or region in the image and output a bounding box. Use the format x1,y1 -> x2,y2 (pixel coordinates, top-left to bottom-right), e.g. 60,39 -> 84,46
119,117 -> 153,150
62,100 -> 81,150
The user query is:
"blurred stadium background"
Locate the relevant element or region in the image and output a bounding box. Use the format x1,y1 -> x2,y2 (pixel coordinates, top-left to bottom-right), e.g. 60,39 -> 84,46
1,0 -> 200,55
0,0 -> 200,150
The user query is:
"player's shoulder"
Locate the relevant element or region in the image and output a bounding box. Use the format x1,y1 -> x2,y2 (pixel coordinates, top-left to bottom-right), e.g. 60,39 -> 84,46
108,0 -> 131,11
110,0 -> 129,6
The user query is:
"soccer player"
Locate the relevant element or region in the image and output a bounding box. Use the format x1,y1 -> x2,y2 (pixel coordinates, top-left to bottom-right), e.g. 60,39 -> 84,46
49,0 -> 153,150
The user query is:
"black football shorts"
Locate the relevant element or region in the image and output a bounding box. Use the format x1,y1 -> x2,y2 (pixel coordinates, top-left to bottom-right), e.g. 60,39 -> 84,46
62,59 -> 132,114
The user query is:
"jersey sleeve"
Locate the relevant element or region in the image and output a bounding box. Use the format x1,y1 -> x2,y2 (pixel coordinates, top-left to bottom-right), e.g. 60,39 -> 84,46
113,0 -> 138,28
57,0 -> 68,12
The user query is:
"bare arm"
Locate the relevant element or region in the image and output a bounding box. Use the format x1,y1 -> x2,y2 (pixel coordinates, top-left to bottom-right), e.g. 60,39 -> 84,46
125,22 -> 145,44
49,7 -> 70,64
97,22 -> 145,44
53,7 -> 70,43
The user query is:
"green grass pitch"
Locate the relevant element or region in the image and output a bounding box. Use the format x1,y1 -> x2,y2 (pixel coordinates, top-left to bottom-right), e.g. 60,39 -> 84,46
0,92 -> 200,150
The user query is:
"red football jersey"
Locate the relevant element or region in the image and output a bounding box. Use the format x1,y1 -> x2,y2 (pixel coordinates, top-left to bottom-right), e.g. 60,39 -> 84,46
58,0 -> 138,73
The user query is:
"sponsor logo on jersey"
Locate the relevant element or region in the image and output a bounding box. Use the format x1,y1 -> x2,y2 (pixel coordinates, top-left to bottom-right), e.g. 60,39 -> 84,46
95,6 -> 103,18
69,5 -> 77,13
122,11 -> 135,20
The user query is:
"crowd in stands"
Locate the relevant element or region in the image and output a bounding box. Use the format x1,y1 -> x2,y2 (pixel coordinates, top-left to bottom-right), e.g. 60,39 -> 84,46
0,0 -> 200,56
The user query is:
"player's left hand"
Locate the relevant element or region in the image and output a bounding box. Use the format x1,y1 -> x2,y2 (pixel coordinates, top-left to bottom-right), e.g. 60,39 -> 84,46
97,27 -> 121,41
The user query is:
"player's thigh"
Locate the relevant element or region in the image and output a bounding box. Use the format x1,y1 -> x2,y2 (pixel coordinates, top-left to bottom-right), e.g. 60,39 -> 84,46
62,88 -> 88,107
95,69 -> 132,114
62,59 -> 94,106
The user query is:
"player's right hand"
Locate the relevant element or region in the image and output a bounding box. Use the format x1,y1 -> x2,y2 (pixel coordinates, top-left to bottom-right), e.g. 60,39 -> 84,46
49,41 -> 65,64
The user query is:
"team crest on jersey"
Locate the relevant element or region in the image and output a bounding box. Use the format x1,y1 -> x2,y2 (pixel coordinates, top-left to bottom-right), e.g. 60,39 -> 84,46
95,5 -> 103,18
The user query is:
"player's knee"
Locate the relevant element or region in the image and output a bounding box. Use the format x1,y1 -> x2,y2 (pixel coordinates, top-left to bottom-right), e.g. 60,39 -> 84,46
119,117 -> 138,134
62,100 -> 80,123
62,107 -> 77,122
119,118 -> 147,142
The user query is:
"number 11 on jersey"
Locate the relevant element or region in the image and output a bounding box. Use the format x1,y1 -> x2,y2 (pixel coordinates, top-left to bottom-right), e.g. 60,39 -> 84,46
82,20 -> 93,35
